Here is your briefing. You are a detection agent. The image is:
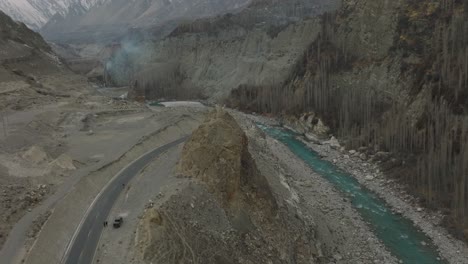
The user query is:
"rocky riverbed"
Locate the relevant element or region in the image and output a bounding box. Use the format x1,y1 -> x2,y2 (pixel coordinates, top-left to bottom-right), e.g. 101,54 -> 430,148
244,112 -> 468,264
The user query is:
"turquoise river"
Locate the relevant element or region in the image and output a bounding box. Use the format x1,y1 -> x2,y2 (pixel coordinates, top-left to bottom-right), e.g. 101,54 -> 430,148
259,124 -> 445,264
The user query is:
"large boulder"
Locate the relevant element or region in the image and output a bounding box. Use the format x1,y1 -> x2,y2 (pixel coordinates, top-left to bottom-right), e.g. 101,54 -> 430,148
177,108 -> 276,212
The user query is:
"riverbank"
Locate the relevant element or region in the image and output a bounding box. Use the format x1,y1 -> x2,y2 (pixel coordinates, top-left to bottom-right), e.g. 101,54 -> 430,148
243,112 -> 468,264
230,111 -> 398,263
307,139 -> 468,264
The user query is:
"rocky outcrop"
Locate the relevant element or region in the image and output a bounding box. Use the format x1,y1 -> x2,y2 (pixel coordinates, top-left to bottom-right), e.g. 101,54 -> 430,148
280,112 -> 330,139
137,109 -> 319,263
178,108 -> 276,212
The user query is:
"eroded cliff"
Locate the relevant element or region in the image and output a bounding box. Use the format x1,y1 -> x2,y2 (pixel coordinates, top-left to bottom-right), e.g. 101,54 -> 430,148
108,0 -> 340,100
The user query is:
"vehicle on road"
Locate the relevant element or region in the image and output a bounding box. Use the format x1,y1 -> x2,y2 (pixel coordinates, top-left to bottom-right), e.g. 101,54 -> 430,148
113,217 -> 123,228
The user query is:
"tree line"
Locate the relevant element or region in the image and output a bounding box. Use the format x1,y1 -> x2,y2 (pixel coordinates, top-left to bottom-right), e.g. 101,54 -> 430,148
130,63 -> 204,101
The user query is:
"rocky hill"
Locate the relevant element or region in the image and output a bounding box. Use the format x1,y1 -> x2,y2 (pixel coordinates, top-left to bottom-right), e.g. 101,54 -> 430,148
177,109 -> 276,211
136,109 -> 319,263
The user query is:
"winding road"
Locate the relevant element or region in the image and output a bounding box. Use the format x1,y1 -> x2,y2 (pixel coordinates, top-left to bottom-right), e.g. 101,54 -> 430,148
63,136 -> 188,264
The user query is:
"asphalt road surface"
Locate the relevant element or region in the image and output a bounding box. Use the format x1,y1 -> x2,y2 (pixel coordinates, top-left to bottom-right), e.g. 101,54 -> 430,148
63,136 -> 188,264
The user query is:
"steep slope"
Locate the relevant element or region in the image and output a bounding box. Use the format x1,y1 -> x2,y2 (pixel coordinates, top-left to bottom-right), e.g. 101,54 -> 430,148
113,0 -> 339,98
0,0 -> 46,30
41,0 -> 251,43
0,11 -> 50,52
229,0 -> 468,241
0,10 -> 86,110
0,0 -> 108,30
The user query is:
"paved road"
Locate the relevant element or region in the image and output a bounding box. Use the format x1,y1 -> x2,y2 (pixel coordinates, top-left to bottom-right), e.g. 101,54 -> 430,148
63,137 -> 188,264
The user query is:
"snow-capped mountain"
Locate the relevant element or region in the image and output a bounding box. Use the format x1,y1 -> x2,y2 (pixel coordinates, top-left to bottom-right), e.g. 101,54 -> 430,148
41,0 -> 251,43
0,0 -> 108,30
0,0 -> 251,42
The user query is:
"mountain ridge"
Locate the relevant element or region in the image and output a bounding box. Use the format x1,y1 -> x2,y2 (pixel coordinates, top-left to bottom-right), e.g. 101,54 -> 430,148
0,0 -> 108,30
40,0 -> 251,43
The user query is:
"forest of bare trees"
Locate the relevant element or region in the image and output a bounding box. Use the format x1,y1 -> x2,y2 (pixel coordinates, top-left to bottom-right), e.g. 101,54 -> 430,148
229,0 -> 468,238
131,63 -> 204,101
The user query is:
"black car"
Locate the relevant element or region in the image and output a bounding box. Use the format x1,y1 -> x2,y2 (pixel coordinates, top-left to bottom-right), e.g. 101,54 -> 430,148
113,217 -> 123,228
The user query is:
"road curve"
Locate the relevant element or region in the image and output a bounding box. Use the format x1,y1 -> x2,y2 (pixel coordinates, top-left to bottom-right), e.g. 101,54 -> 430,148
63,136 -> 188,264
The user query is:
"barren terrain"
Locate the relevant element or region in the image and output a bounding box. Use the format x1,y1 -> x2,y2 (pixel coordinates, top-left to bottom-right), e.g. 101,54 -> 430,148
91,109 -> 399,264
0,74 -> 208,263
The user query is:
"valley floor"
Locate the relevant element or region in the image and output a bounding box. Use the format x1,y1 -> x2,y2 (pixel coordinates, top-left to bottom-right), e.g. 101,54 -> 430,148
2,87 -> 468,264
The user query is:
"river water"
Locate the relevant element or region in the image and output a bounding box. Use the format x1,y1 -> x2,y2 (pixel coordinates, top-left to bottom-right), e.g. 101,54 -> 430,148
259,124 -> 444,264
